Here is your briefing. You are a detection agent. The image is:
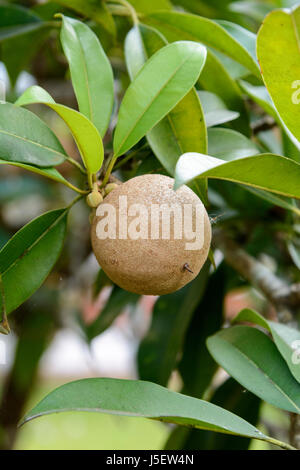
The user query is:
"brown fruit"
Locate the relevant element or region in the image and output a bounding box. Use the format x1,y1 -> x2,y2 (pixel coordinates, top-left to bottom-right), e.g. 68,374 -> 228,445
91,174 -> 211,295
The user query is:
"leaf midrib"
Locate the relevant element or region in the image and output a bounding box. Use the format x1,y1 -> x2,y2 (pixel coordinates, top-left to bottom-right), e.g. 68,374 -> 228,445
115,48 -> 199,156
0,209 -> 67,277
221,336 -> 300,413
0,128 -> 66,161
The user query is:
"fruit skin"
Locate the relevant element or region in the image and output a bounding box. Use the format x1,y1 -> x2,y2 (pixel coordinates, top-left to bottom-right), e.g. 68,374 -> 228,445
91,174 -> 211,295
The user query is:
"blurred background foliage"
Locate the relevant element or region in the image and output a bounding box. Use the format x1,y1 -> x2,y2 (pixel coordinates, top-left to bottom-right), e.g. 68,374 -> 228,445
0,0 -> 299,450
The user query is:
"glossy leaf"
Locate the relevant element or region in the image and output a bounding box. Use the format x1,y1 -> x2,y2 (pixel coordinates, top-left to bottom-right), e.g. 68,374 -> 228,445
138,264 -> 209,386
0,3 -> 43,41
216,20 -> 257,63
59,15 -> 114,137
257,6 -> 300,142
21,377 -> 268,443
174,152 -> 300,199
198,91 -> 239,127
233,309 -> 300,384
0,209 -> 68,315
207,325 -> 300,413
16,86 -> 104,174
0,102 -> 66,167
207,128 -> 259,160
144,11 -> 260,78
125,25 -> 207,177
114,41 -> 207,157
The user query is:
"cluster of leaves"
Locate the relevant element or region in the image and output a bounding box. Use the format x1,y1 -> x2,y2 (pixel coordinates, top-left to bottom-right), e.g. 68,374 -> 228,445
1,0 -> 300,450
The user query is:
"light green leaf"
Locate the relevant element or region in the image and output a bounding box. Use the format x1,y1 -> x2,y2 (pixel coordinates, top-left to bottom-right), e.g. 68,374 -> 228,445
174,152 -> 300,199
16,86 -> 104,174
207,325 -> 300,414
199,91 -> 239,127
0,3 -> 43,41
229,1 -> 273,22
216,20 -> 257,63
207,128 -> 259,159
0,102 -> 66,167
20,377 -> 268,443
59,15 -> 114,137
143,11 -> 260,78
125,25 -> 207,178
233,309 -> 300,384
128,0 -> 171,13
257,6 -> 300,142
0,209 -> 68,315
114,40 -> 207,158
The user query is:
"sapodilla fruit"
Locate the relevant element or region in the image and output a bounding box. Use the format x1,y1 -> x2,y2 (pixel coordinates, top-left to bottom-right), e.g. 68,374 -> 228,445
91,174 -> 211,295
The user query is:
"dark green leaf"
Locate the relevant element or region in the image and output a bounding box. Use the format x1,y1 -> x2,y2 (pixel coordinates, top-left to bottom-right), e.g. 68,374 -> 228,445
0,3 -> 43,41
207,325 -> 300,413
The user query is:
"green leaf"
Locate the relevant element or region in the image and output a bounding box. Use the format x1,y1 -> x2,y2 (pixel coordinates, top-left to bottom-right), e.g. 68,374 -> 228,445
114,40 -> 207,157
198,51 -> 250,136
165,378 -> 261,450
207,325 -> 300,414
233,309 -> 300,384
198,91 -> 239,127
257,6 -> 300,143
138,263 -> 209,386
0,3 -> 43,41
174,152 -> 300,200
128,0 -> 171,13
229,1 -> 273,22
125,24 -> 207,179
59,15 -> 114,137
86,287 -> 139,341
207,128 -> 259,160
0,102 -> 66,167
239,79 -> 300,158
0,209 -> 68,315
16,86 -> 104,174
21,377 -> 268,443
55,0 -> 116,37
216,20 -> 257,64
179,265 -> 225,398
143,11 -> 260,78
0,159 -> 68,185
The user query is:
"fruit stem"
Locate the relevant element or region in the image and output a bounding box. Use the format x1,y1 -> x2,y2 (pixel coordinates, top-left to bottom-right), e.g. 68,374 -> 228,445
66,156 -> 87,175
107,0 -> 139,25
101,154 -> 118,187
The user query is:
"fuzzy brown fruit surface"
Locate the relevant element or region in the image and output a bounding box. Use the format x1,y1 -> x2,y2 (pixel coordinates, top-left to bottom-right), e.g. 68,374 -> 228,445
91,174 -> 211,295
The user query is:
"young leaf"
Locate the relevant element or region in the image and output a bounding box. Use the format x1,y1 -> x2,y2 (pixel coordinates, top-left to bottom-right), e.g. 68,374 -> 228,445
138,264 -> 209,386
0,3 -> 43,41
257,6 -> 300,143
233,309 -> 300,384
198,91 -> 239,128
125,24 -> 207,179
143,11 -> 260,78
0,102 -> 66,167
207,325 -> 300,414
113,40 -> 207,158
174,152 -> 300,200
0,209 -> 68,315
20,377 -> 268,443
59,15 -> 114,137
16,86 -> 104,174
